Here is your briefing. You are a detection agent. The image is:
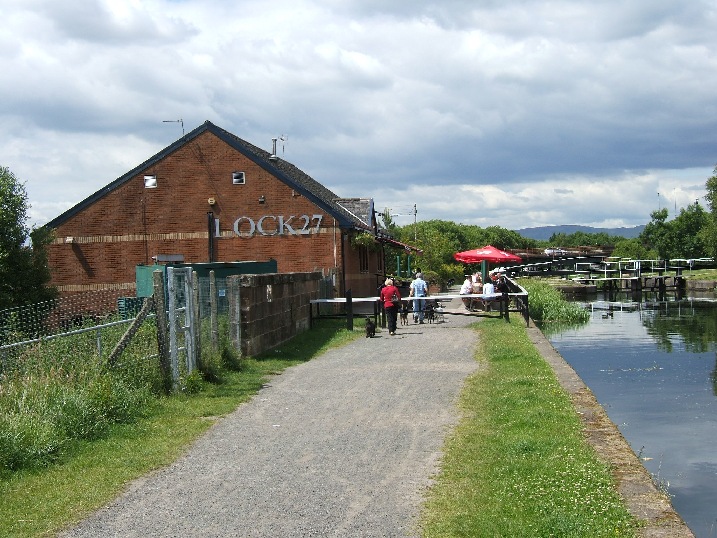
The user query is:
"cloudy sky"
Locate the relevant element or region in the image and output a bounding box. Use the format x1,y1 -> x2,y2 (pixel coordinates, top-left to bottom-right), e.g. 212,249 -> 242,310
2,0 -> 716,231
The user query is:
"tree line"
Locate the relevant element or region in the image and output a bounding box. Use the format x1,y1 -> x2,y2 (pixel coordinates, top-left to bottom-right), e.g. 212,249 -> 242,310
382,165 -> 717,286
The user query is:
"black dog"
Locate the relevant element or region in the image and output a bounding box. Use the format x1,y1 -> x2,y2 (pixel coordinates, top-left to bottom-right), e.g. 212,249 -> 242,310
365,316 -> 376,338
399,301 -> 409,325
424,302 -> 435,324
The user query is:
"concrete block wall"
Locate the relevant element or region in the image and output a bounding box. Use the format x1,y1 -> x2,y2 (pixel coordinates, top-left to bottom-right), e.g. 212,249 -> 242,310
231,271 -> 322,357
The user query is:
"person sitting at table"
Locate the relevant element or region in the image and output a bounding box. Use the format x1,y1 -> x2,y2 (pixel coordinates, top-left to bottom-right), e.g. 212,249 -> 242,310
472,273 -> 483,294
482,278 -> 495,311
460,275 -> 474,310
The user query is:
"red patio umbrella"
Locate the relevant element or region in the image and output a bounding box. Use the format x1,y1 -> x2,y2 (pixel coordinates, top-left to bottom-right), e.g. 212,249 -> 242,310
453,245 -> 522,264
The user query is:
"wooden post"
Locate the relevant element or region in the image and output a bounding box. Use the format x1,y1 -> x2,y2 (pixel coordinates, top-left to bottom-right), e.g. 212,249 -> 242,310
107,296 -> 154,368
346,289 -> 353,331
152,270 -> 172,393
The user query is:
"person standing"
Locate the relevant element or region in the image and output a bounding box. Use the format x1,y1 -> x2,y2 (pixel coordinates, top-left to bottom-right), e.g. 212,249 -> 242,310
379,278 -> 401,336
409,272 -> 428,324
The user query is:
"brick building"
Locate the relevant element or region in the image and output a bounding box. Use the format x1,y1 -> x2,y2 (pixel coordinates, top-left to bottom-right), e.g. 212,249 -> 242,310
46,121 -> 399,301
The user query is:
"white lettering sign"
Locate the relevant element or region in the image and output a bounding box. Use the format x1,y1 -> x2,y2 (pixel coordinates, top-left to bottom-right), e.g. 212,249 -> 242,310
219,215 -> 323,238
233,217 -> 256,237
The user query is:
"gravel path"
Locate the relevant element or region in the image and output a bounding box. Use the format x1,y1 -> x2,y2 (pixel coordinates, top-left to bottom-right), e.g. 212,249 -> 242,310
60,299 -> 480,538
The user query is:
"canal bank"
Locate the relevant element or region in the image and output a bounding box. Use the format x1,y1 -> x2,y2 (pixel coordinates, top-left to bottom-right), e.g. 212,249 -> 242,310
527,320 -> 694,537
552,278 -> 716,297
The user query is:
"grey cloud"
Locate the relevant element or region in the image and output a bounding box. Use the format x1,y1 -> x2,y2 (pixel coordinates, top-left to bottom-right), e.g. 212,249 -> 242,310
39,0 -> 197,44
2,0 -> 716,229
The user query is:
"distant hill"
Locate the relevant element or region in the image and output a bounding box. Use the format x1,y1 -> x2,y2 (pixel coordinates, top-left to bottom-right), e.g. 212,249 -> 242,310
515,224 -> 645,241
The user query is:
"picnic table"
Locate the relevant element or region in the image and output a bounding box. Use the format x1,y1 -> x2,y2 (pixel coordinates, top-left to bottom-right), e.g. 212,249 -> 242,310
310,291 -> 528,329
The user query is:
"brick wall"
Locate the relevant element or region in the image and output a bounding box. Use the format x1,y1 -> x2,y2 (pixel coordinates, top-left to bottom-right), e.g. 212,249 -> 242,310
47,130 -> 380,298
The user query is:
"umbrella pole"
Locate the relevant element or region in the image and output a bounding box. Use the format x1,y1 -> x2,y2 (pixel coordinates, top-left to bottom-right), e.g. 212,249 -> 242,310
481,260 -> 487,283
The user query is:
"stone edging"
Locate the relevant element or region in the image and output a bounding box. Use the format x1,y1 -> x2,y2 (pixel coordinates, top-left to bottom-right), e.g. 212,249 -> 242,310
527,322 -> 695,538
686,279 -> 717,291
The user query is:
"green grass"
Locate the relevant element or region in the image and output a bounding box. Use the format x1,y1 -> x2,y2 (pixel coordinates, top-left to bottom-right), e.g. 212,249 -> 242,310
420,318 -> 638,537
518,279 -> 591,324
683,267 -> 717,280
0,318 -> 362,538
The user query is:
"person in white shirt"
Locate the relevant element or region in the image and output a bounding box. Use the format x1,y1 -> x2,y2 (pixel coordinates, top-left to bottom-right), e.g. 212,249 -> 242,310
410,272 -> 429,323
459,275 -> 474,310
482,280 -> 495,310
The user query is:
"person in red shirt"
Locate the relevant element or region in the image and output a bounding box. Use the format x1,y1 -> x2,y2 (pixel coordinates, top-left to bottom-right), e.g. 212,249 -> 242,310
379,277 -> 401,335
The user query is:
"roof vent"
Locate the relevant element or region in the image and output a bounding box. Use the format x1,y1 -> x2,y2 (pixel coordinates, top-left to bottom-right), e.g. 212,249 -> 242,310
269,137 -> 278,160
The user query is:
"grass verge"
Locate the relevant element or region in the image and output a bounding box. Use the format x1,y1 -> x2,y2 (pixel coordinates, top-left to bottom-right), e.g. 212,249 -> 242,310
420,317 -> 638,537
0,319 -> 361,538
682,267 -> 717,280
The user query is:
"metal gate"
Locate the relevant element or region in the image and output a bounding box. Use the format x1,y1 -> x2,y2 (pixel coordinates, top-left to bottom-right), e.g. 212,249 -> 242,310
167,266 -> 197,384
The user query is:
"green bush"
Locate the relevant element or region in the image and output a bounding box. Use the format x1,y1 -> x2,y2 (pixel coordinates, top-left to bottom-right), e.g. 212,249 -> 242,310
221,342 -> 246,371
519,279 -> 590,324
180,370 -> 205,394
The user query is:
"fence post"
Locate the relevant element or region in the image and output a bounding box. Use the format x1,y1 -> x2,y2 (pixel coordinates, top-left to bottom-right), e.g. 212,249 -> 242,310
227,275 -> 241,352
153,270 -> 172,393
107,297 -> 154,368
210,270 -> 219,351
193,270 -> 202,365
502,291 -> 510,322
345,289 -> 353,331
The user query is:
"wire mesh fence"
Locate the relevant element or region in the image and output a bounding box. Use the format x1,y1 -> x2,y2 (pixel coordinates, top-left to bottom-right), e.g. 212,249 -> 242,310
0,288 -> 138,346
0,271 -> 234,380
1,268 -> 324,382
0,289 -> 146,379
0,294 -> 159,380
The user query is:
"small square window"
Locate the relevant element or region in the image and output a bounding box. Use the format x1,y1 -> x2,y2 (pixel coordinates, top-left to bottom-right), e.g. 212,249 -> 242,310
144,175 -> 157,188
232,171 -> 245,185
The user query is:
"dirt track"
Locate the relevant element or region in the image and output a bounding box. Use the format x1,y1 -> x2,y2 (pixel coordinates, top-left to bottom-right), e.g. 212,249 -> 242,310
60,304 -> 480,537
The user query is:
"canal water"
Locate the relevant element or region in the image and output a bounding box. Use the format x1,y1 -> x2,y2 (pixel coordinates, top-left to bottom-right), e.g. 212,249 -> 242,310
541,293 -> 717,538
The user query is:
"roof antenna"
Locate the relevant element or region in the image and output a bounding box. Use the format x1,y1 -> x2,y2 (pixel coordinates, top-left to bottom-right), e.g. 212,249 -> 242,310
163,119 -> 185,136
279,134 -> 288,155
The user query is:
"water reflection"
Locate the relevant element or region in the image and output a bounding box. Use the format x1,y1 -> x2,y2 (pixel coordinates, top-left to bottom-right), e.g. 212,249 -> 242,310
542,293 -> 717,538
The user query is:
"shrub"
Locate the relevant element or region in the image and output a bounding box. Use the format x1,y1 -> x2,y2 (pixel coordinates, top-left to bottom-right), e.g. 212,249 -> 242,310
519,279 -> 590,324
180,370 -> 205,394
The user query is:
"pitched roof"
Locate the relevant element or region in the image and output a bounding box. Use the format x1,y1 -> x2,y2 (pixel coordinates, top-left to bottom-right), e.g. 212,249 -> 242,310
334,198 -> 375,229
46,121 -> 371,231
